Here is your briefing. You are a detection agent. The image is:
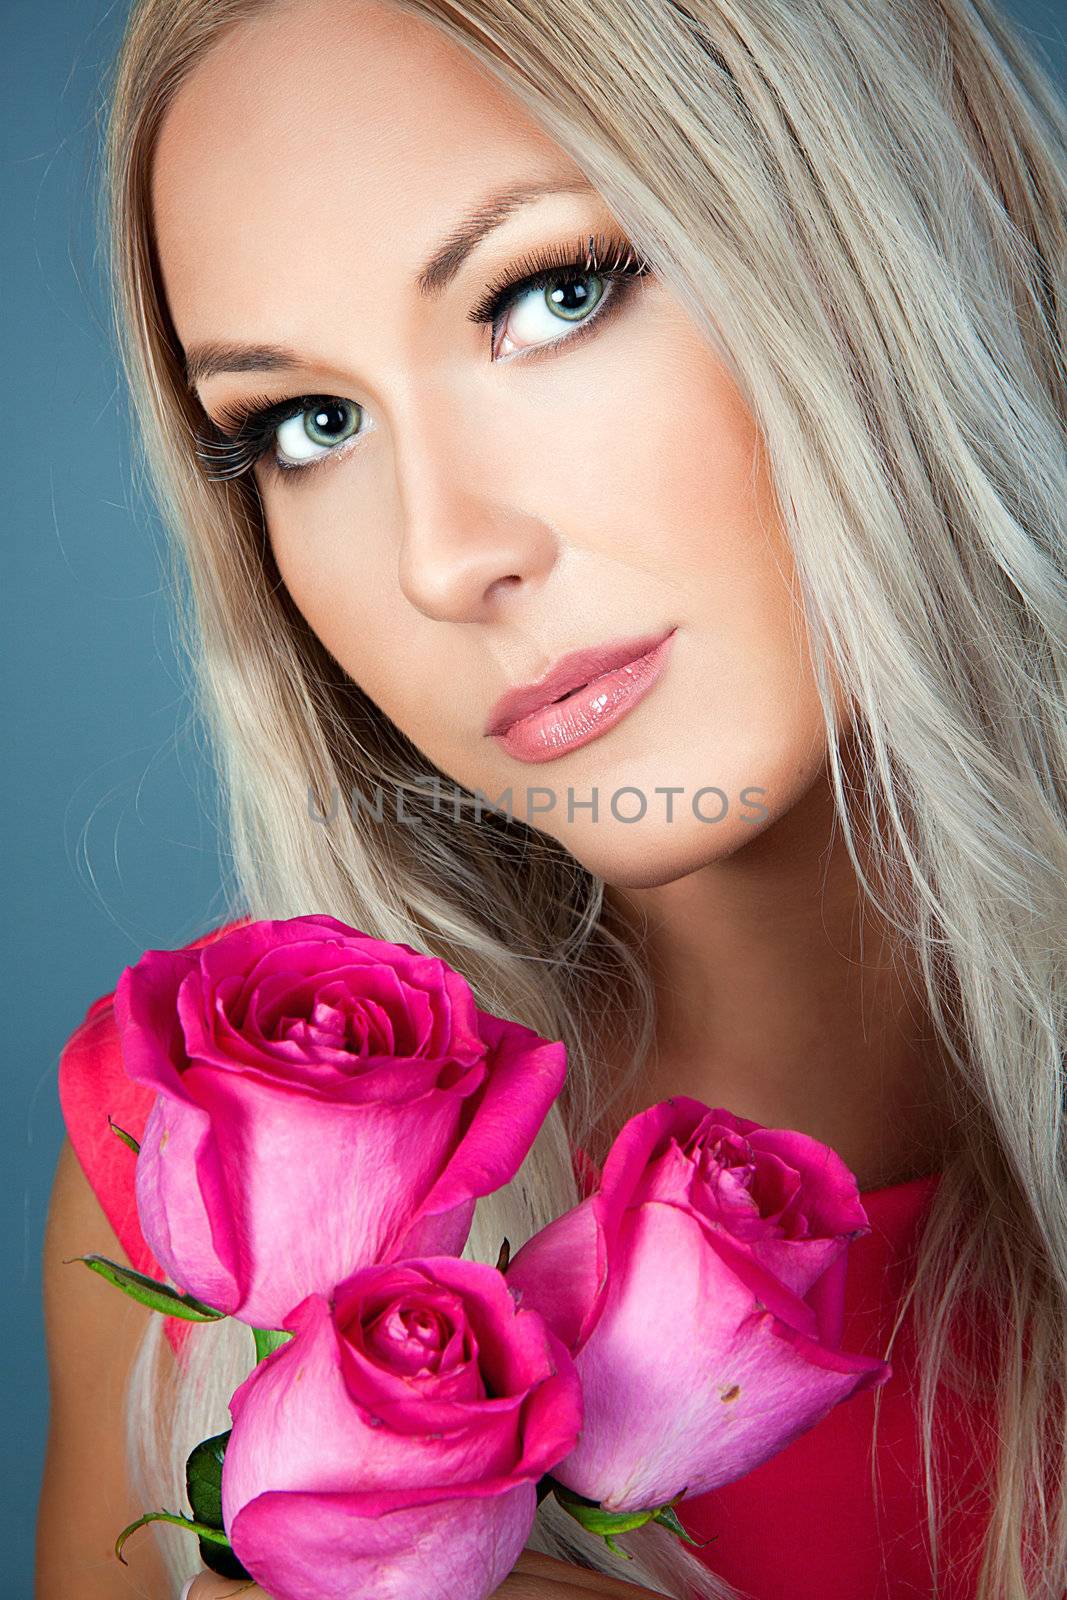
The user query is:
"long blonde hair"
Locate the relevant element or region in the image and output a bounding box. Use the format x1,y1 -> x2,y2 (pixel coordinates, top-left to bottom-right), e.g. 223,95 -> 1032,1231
103,1 -> 1066,1595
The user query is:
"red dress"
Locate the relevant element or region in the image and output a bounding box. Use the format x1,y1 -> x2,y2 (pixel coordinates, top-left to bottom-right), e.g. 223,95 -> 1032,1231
56,918 -> 996,1599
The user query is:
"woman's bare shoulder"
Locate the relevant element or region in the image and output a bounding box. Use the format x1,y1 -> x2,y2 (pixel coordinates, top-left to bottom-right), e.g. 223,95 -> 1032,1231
38,1135 -> 172,1599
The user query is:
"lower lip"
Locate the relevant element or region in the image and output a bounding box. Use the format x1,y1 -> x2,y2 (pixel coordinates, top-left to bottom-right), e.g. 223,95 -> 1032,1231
492,629 -> 677,764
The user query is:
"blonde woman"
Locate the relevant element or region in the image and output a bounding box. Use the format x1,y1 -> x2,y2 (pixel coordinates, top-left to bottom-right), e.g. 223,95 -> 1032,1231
38,1 -> 1066,1597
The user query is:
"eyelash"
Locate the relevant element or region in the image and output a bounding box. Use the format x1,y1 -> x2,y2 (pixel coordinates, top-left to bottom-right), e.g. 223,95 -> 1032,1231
193,230 -> 652,485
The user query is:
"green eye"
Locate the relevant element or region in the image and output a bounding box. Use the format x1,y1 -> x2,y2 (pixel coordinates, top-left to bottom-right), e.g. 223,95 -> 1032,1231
542,274 -> 606,322
508,273 -> 606,341
276,399 -> 364,464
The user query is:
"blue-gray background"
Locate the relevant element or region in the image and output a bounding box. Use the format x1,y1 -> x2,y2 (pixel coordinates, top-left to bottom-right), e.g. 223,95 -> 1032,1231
5,1 -> 1065,1592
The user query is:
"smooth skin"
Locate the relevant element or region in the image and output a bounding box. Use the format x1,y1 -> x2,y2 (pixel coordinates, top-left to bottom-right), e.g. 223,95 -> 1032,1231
41,0 -> 955,1593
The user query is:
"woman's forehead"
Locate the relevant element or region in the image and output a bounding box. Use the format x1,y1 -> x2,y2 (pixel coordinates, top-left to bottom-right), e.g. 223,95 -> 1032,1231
150,0 -> 580,347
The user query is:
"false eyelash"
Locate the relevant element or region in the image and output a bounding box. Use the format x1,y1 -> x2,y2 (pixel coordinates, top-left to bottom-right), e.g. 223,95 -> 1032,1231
193,229 -> 652,484
193,392 -> 314,483
465,230 -> 651,325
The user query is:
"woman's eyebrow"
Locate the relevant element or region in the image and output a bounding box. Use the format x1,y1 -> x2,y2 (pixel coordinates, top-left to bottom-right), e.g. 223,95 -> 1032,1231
413,174 -> 594,298
183,174 -> 595,391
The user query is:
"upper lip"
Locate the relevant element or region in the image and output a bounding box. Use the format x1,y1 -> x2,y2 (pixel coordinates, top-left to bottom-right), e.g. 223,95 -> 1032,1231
484,626 -> 677,736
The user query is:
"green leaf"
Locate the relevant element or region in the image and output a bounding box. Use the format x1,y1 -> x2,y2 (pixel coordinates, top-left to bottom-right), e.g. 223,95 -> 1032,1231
198,1533 -> 253,1581
68,1255 -> 227,1320
252,1325 -> 294,1363
107,1116 -> 141,1156
184,1429 -> 254,1580
186,1430 -> 229,1529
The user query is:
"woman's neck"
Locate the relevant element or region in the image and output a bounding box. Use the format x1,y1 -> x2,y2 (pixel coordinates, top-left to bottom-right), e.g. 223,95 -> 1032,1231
599,758 -> 957,1193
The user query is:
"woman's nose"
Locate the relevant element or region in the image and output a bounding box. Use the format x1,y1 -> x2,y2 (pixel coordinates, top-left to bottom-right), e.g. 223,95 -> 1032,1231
392,409 -> 559,623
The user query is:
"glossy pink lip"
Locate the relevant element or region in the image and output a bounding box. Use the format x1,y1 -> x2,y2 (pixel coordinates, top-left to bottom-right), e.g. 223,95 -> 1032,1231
490,631 -> 676,763
485,627 -> 677,737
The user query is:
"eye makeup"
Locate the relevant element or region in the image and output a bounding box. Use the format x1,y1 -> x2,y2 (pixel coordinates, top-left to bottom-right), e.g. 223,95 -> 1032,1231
464,229 -> 650,326
193,228 -> 652,485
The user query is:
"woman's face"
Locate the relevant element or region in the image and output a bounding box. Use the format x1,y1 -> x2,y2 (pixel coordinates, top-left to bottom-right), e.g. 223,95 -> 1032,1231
153,0 -> 833,889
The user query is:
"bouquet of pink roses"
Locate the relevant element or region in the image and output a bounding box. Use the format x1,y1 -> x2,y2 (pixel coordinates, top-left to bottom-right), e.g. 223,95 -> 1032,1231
75,914 -> 890,1600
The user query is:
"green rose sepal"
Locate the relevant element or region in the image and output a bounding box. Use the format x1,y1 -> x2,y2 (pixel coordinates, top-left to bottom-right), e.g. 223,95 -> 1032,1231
69,1118 -> 228,1320
67,1255 -> 228,1321
252,1324 -> 294,1362
539,1478 -> 716,1558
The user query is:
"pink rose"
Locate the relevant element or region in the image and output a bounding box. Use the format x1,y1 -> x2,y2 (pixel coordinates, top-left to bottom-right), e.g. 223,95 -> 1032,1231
505,1098 -> 891,1512
114,915 -> 567,1328
220,1255 -> 583,1600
